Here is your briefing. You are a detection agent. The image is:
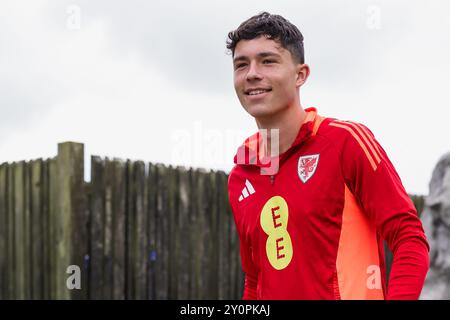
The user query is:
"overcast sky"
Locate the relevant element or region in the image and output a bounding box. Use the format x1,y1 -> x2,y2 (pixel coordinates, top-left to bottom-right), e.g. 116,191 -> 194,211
1,0 -> 449,195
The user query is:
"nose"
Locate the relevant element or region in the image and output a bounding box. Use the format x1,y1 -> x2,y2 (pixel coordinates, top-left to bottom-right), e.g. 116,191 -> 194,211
246,61 -> 263,81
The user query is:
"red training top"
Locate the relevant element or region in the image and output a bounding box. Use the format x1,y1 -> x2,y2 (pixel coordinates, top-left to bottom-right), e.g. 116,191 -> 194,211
227,107 -> 429,300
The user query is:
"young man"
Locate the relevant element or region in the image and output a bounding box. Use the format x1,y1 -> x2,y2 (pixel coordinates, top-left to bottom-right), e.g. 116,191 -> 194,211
226,12 -> 429,300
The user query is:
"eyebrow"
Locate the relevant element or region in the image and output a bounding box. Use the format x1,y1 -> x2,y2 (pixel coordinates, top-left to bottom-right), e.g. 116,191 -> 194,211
233,51 -> 281,63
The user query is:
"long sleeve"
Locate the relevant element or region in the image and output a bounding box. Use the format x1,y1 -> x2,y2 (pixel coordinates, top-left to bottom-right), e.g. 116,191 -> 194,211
228,174 -> 259,300
241,240 -> 258,300
339,122 -> 429,299
233,217 -> 258,300
386,238 -> 429,299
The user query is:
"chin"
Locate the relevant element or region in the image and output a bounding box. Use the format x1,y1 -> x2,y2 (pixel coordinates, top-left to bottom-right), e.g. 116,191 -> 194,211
245,103 -> 278,119
245,106 -> 270,118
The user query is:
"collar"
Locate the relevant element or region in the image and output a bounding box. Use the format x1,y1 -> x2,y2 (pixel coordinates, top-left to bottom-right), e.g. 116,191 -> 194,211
233,107 -> 323,168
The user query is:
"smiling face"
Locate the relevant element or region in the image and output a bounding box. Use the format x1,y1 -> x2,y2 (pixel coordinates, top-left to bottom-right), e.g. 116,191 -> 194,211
233,35 -> 307,120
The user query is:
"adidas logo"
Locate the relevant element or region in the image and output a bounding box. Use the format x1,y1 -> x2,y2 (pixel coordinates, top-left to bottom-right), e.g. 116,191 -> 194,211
238,179 -> 255,202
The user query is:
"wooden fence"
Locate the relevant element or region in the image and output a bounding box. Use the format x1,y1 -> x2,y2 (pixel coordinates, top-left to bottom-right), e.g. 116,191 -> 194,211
0,142 -> 424,299
0,142 -> 243,299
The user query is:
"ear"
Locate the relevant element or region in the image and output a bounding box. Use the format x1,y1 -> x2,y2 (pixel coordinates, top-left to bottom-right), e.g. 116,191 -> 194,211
295,64 -> 310,88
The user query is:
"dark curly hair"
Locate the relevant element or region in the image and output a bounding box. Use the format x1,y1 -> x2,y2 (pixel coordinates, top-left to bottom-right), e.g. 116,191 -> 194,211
226,12 -> 305,64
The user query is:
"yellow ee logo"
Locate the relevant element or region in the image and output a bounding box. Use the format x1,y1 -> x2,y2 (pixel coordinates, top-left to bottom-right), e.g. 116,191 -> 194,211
260,196 -> 293,270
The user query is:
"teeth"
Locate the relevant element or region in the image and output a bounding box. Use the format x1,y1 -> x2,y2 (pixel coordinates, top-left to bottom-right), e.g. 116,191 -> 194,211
248,89 -> 269,95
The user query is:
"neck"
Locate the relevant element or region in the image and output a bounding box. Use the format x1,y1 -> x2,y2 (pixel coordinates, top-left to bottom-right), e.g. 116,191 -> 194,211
255,102 -> 306,157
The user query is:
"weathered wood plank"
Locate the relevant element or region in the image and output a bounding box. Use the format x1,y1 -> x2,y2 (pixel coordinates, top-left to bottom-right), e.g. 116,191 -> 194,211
14,162 -> 26,299
0,163 -> 7,299
42,159 -> 51,300
207,171 -> 219,299
89,156 -> 105,299
210,172 -> 219,299
68,144 -> 88,300
48,158 -> 58,299
55,142 -> 85,299
147,163 -> 157,300
201,171 -> 213,299
54,150 -> 68,299
103,158 -> 114,299
30,159 -> 43,299
187,168 -> 194,299
24,162 -> 31,299
134,161 -> 147,300
195,169 -> 209,299
162,166 -> 171,300
125,160 -> 135,299
222,171 -> 237,299
155,164 -> 169,299
73,160 -> 88,299
217,171 -> 229,299
142,162 -> 149,300
167,166 -> 178,299
7,163 -> 15,299
176,166 -> 190,299
112,159 -> 126,300
189,169 -> 199,299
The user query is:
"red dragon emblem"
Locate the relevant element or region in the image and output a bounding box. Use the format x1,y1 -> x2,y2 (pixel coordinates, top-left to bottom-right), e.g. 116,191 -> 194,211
298,154 -> 320,183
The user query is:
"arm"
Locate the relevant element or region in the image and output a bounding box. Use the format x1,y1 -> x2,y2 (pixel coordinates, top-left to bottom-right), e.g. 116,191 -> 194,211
228,174 -> 258,300
339,122 -> 429,299
239,239 -> 258,300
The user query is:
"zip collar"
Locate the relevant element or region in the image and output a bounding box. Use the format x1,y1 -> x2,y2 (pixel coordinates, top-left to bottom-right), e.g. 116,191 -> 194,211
233,107 -> 323,168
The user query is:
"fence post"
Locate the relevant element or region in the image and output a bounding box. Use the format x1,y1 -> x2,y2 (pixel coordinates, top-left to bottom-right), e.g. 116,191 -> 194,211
13,162 -> 27,299
54,142 -> 87,299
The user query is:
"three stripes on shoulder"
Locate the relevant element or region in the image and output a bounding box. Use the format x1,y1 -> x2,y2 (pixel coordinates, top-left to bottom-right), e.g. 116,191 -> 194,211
329,120 -> 384,171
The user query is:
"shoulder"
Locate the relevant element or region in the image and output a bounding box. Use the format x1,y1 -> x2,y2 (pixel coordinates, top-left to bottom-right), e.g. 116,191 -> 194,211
227,165 -> 246,199
317,116 -> 384,172
317,117 -> 375,140
317,117 -> 379,151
